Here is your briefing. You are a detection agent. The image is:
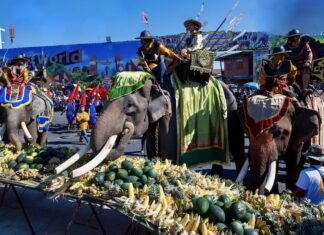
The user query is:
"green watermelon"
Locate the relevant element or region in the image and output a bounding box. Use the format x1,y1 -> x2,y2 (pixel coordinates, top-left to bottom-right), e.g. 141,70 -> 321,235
106,171 -> 116,182
131,167 -> 143,177
94,172 -> 106,186
117,169 -> 128,179
7,160 -> 17,169
16,153 -> 27,163
216,223 -> 228,231
114,179 -> 124,186
108,163 -> 118,172
147,169 -> 158,179
121,159 -> 133,170
209,204 -> 226,223
23,155 -> 34,164
244,228 -> 259,235
140,175 -> 148,184
230,201 -> 247,220
229,221 -> 244,235
121,182 -> 129,190
195,197 -> 210,215
17,163 -> 29,170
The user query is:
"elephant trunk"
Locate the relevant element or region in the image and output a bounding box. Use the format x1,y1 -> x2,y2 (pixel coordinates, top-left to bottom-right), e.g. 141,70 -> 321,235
90,101 -> 126,153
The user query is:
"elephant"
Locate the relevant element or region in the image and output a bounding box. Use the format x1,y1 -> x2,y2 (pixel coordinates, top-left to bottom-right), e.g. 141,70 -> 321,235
239,98 -> 321,195
0,87 -> 52,151
56,72 -> 245,178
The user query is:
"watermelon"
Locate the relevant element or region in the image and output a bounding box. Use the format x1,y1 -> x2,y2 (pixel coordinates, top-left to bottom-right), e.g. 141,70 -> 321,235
209,204 -> 226,223
17,163 -> 29,170
244,228 -> 259,235
147,169 -> 159,179
140,175 -> 148,184
114,179 -> 124,186
16,153 -> 27,163
94,172 -> 106,186
230,201 -> 247,220
23,155 -> 34,164
126,175 -> 139,184
216,223 -> 228,231
106,171 -> 116,182
144,160 -> 153,167
195,197 -> 210,215
121,160 -> 133,170
218,194 -> 231,204
7,160 -> 17,169
131,167 -> 143,177
121,182 -> 129,190
108,163 -> 118,172
143,166 -> 152,174
229,221 -> 244,235
117,169 -> 128,179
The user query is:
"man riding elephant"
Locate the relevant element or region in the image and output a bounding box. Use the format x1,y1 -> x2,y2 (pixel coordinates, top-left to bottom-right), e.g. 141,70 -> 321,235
284,29 -> 313,98
2,54 -> 29,88
136,30 -> 180,85
259,46 -> 297,97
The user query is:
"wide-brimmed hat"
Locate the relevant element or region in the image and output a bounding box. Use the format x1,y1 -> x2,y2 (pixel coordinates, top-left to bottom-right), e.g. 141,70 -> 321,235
7,54 -> 29,66
306,144 -> 324,162
135,30 -> 155,40
285,29 -> 302,38
270,46 -> 291,56
184,19 -> 202,30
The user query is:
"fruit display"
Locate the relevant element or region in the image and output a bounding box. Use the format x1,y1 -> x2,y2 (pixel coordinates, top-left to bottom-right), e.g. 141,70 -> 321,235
0,143 -> 77,180
66,157 -> 324,235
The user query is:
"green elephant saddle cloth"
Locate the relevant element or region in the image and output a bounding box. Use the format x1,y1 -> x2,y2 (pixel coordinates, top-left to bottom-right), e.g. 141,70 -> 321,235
172,73 -> 228,167
243,94 -> 292,138
108,71 -> 153,101
0,85 -> 34,109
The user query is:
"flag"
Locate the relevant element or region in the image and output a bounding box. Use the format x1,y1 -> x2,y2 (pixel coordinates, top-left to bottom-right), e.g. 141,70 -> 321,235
142,11 -> 149,25
99,86 -> 108,101
67,83 -> 79,103
9,24 -> 15,44
89,84 -> 100,98
195,3 -> 205,20
80,91 -> 87,107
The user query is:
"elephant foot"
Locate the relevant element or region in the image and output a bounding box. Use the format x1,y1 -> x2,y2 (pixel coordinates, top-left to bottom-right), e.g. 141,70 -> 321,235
209,164 -> 224,177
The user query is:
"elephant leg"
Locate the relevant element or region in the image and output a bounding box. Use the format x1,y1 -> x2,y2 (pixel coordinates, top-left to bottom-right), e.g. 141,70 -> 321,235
26,121 -> 38,145
8,132 -> 22,151
228,110 -> 246,173
146,122 -> 159,160
158,115 -> 177,163
37,132 -> 48,146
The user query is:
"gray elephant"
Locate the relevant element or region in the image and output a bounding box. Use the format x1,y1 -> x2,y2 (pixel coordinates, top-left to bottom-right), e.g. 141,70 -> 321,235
0,86 -> 53,151
238,95 -> 321,194
55,71 -> 245,178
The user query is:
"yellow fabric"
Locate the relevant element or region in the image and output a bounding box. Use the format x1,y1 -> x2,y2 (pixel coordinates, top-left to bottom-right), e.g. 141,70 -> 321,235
141,44 -> 179,70
76,111 -> 89,130
259,61 -> 297,94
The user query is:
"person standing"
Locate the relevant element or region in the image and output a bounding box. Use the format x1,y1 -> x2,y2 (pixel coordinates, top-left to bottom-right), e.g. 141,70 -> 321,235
293,144 -> 324,205
76,105 -> 89,143
88,101 -> 97,129
62,100 -> 75,130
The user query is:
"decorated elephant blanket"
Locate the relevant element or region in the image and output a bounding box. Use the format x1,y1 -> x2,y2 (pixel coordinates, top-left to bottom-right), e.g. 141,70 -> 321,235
309,96 -> 324,145
172,73 -> 228,167
108,71 -> 153,101
0,86 -> 34,109
243,94 -> 291,138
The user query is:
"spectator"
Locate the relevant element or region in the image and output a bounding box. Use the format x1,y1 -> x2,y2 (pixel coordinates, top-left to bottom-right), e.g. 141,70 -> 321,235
293,144 -> 324,205
76,105 -> 90,143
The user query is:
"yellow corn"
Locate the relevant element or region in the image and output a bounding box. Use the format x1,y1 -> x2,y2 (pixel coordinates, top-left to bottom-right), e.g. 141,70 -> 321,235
180,214 -> 190,227
128,183 -> 135,199
200,221 -> 208,235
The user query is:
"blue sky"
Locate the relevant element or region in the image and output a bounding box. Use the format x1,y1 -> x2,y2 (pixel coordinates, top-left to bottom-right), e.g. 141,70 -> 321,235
0,0 -> 323,48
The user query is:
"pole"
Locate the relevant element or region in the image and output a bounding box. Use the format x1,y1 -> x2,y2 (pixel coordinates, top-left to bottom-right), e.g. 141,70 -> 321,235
0,28 -> 5,50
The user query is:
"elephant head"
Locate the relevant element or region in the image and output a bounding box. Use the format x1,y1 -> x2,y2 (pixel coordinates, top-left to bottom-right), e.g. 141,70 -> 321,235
240,101 -> 321,195
68,79 -> 172,177
0,92 -> 48,151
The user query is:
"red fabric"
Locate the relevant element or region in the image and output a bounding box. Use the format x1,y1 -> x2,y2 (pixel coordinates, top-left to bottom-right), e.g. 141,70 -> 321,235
80,91 -> 87,107
89,85 -> 100,98
67,83 -> 79,103
243,97 -> 291,138
99,86 -> 108,101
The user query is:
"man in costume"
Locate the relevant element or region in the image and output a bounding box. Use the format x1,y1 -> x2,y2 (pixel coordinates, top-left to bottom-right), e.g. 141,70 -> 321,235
284,29 -> 313,97
259,46 -> 297,97
136,30 -> 180,84
2,54 -> 29,87
180,19 -> 203,59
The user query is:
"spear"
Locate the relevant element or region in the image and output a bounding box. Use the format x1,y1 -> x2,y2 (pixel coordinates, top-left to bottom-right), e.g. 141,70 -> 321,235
201,0 -> 240,51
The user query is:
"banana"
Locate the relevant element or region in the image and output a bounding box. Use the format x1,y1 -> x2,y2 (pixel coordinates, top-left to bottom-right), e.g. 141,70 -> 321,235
200,221 -> 208,235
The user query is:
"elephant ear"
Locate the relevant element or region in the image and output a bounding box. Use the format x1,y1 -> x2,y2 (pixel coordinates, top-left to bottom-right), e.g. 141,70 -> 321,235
147,88 -> 171,123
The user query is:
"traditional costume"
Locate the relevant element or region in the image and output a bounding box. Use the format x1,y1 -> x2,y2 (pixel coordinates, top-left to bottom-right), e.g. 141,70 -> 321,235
136,30 -> 179,84
259,46 -> 297,96
2,54 -> 29,87
284,29 -> 313,91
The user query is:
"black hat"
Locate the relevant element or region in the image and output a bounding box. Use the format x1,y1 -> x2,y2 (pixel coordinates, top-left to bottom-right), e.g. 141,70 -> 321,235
135,30 -> 155,40
270,46 -> 291,56
286,29 -> 302,38
8,54 -> 29,66
184,19 -> 202,30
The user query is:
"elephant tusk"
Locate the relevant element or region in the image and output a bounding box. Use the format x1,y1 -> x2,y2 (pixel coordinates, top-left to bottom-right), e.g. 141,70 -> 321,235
71,135 -> 118,178
54,142 -> 91,174
21,122 -> 33,141
236,158 -> 249,182
264,160 -> 277,193
0,124 -> 6,141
